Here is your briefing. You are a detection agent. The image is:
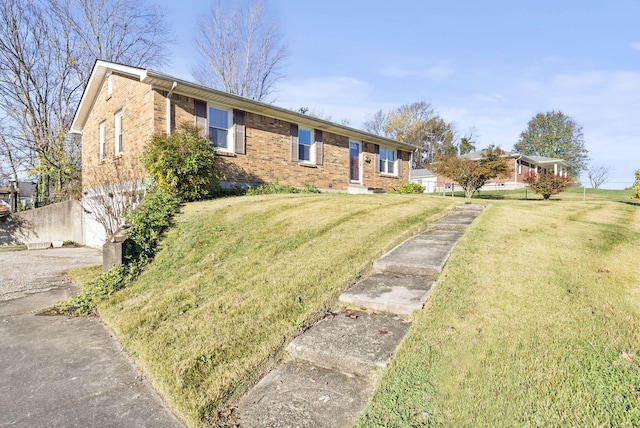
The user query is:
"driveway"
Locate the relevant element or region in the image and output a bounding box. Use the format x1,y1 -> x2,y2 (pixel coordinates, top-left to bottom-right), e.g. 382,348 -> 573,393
0,247 -> 183,427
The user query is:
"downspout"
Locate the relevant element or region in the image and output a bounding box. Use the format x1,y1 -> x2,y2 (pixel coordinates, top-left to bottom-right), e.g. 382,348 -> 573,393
515,155 -> 522,188
166,82 -> 177,135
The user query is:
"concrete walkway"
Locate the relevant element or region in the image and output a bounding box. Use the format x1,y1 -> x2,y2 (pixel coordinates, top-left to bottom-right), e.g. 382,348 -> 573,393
238,204 -> 484,427
0,247 -> 183,428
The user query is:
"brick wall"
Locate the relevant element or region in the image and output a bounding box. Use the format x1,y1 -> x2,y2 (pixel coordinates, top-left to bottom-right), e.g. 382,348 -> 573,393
82,77 -> 411,193
82,72 -> 153,190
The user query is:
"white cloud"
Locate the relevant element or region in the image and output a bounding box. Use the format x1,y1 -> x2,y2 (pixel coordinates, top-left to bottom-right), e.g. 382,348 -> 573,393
553,71 -> 605,91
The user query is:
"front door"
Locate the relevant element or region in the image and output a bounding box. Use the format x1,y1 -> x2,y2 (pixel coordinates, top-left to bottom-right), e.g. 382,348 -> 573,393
349,141 -> 361,182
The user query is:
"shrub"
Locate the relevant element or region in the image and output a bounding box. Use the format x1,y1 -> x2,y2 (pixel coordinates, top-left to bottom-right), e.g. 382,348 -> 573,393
246,182 -> 320,195
142,123 -> 219,201
394,183 -> 425,194
61,189 -> 181,315
524,173 -> 572,199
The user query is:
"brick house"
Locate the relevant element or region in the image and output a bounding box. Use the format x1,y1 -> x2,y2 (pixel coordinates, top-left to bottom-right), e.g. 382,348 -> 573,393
70,61 -> 417,246
410,151 -> 570,193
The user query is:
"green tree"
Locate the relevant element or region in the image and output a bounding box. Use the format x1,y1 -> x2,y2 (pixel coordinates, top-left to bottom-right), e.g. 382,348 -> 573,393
142,123 -> 219,201
631,170 -> 640,202
431,145 -> 510,199
515,111 -> 589,176
524,173 -> 572,200
364,101 -> 456,168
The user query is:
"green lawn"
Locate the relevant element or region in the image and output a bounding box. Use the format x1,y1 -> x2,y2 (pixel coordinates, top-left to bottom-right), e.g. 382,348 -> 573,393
356,196 -> 640,426
95,193 -> 454,427
69,189 -> 640,427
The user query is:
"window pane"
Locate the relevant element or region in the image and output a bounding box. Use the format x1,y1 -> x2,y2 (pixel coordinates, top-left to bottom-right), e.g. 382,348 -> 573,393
299,144 -> 310,161
209,107 -> 228,129
209,128 -> 228,148
299,129 -> 311,147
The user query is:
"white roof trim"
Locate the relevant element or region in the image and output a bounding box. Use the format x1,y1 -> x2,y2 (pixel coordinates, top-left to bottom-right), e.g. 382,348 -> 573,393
70,61 -> 416,151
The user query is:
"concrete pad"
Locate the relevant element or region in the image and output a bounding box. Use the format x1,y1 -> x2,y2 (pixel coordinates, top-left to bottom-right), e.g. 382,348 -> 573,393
0,283 -> 78,317
286,312 -> 410,377
26,242 -> 52,250
373,229 -> 463,277
340,273 -> 434,315
238,360 -> 373,428
0,313 -> 183,428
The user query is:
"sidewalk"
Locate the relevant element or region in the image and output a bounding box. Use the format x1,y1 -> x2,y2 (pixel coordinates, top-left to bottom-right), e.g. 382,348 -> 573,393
238,204 -> 484,427
0,247 -> 183,428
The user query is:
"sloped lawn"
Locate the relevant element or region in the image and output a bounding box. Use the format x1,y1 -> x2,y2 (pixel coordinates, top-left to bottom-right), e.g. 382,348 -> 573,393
356,199 -> 640,426
97,193 -> 453,427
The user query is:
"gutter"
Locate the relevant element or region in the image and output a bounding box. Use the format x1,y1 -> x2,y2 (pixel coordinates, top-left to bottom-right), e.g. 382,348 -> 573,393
166,81 -> 177,135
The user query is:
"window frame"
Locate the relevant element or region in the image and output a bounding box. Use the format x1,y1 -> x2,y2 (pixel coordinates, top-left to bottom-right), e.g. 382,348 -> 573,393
207,104 -> 232,152
379,146 -> 397,175
297,126 -> 314,164
114,110 -> 123,156
99,121 -> 106,161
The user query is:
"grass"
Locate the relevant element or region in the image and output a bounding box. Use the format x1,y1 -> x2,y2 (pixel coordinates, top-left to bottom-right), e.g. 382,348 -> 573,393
469,185 -> 635,202
67,265 -> 103,286
95,193 -> 454,427
355,196 -> 640,426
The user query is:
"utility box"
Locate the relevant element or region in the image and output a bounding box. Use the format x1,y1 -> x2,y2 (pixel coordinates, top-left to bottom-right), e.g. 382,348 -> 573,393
102,233 -> 129,272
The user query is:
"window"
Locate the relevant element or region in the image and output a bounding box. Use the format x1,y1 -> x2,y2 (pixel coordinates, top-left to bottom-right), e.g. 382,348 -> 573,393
379,147 -> 396,175
99,121 -> 106,160
208,106 -> 231,150
298,127 -> 313,162
114,110 -> 123,155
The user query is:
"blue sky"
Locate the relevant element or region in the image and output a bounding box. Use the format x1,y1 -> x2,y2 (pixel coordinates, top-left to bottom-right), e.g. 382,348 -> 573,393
159,0 -> 640,189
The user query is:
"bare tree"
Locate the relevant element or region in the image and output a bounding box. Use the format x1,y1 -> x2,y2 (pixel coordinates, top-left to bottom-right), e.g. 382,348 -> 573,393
192,0 -> 289,101
0,0 -> 170,205
47,0 -> 171,85
587,164 -> 612,189
82,162 -> 144,240
363,110 -> 388,136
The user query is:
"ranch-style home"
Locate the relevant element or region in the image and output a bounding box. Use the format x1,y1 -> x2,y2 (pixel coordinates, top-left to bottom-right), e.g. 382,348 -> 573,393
70,60 -> 416,247
410,151 -> 570,193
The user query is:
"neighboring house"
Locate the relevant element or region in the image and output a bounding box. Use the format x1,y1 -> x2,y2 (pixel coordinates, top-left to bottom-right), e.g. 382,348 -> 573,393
414,151 -> 570,193
409,168 -> 437,193
70,60 -> 417,247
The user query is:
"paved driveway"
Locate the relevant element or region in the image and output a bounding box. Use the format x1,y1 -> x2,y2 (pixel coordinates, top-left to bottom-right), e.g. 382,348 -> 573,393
0,247 -> 184,427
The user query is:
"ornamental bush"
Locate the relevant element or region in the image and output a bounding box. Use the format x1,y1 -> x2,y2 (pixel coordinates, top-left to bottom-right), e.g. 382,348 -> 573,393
524,173 -> 572,200
142,123 -> 219,201
394,183 -> 425,194
631,170 -> 640,202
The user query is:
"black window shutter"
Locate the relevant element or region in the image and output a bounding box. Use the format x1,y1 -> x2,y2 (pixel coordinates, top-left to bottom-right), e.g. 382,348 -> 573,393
290,124 -> 299,162
315,130 -> 323,165
233,109 -> 246,154
397,150 -> 403,177
194,99 -> 207,139
374,144 -> 380,174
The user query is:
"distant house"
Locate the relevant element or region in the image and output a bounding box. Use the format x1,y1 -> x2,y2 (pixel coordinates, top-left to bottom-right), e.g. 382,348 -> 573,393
411,151 -> 570,193
70,60 -> 417,247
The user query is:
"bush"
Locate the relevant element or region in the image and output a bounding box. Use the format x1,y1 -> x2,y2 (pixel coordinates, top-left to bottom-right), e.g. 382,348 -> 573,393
142,123 -> 219,201
125,189 -> 182,261
524,173 -> 572,199
61,189 -> 181,315
394,183 -> 425,194
246,182 -> 320,195
631,170 -> 640,202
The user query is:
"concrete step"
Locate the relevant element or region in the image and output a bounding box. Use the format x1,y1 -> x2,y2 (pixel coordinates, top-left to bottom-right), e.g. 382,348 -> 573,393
286,311 -> 410,378
238,360 -> 374,428
431,214 -> 476,231
373,229 -> 463,277
340,273 -> 434,315
25,242 -> 52,250
455,203 -> 485,211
